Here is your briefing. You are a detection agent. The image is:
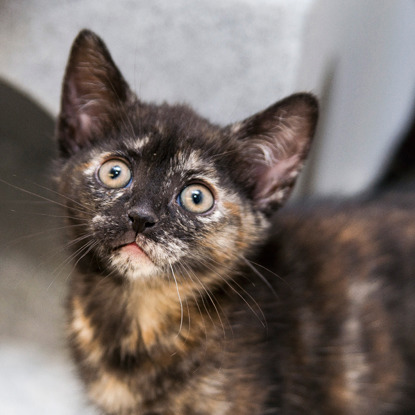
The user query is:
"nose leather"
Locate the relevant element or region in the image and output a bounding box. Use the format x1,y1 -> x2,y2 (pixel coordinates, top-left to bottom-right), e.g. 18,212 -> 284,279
128,207 -> 158,234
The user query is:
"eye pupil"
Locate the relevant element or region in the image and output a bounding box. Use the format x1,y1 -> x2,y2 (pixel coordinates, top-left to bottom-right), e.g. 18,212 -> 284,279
192,190 -> 203,205
109,166 -> 122,179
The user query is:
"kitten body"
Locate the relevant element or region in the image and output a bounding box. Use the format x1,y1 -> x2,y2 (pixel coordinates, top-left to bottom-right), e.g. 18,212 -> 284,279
56,30 -> 415,415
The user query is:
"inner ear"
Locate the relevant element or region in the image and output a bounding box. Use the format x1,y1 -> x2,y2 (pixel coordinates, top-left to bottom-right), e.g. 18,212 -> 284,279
231,93 -> 318,214
57,29 -> 134,157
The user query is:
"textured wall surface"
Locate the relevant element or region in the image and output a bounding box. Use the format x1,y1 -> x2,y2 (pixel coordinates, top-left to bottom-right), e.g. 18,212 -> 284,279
296,0 -> 415,195
0,0 -> 313,124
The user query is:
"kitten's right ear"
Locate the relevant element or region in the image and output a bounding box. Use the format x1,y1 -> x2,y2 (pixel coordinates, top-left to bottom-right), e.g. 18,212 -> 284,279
57,30 -> 134,157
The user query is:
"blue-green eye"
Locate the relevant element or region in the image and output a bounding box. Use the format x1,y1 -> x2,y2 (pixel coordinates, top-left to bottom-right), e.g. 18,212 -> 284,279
179,184 -> 215,214
98,159 -> 132,188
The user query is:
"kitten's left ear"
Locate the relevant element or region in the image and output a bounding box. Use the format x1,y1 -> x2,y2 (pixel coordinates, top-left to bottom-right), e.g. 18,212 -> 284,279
57,30 -> 134,157
231,93 -> 318,214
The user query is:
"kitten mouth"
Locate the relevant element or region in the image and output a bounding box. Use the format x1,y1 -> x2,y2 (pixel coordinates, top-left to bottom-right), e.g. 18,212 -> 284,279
116,241 -> 155,265
110,232 -> 156,266
120,242 -> 148,257
114,234 -> 153,262
110,238 -> 158,279
111,232 -> 140,251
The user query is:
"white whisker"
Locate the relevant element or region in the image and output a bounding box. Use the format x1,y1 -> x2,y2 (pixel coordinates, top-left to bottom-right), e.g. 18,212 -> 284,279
0,178 -> 91,215
179,262 -> 229,340
169,262 -> 184,337
172,264 -> 192,341
176,263 -> 208,343
0,223 -> 88,251
240,256 -> 281,299
30,181 -> 95,213
52,238 -> 95,278
198,257 -> 268,330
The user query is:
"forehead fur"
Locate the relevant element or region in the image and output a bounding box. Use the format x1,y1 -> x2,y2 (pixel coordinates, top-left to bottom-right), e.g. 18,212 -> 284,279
81,101 -> 236,182
125,102 -> 222,148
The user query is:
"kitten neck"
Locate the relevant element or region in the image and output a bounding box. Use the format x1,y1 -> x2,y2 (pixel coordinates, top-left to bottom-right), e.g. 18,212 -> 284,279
124,274 -> 221,352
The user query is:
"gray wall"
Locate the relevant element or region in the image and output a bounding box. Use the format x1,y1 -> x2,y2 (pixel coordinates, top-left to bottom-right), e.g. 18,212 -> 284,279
0,0 -> 313,124
297,0 -> 415,195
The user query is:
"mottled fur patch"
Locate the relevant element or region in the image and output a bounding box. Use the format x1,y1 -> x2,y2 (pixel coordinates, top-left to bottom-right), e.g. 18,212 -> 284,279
88,372 -> 137,414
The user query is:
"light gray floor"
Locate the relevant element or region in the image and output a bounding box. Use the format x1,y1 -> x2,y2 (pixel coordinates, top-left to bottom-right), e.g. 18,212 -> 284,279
0,201 -> 96,415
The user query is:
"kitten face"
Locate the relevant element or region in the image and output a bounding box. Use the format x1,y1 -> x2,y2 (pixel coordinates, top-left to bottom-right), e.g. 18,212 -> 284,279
56,30 -> 318,285
58,111 -> 264,283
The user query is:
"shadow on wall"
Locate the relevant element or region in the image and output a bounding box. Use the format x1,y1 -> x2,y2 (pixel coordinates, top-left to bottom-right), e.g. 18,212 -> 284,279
0,80 -> 96,414
0,79 -> 58,259
0,79 -> 71,348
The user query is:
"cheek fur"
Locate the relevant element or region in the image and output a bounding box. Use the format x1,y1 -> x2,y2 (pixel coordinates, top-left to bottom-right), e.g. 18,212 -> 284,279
184,198 -> 264,271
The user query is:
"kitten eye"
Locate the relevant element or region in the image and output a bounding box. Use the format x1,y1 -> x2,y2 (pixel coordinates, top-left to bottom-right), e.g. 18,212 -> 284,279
98,159 -> 132,188
179,184 -> 215,214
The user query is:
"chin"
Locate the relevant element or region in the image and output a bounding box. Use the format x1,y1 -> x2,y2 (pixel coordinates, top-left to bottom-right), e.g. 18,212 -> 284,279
109,247 -> 161,281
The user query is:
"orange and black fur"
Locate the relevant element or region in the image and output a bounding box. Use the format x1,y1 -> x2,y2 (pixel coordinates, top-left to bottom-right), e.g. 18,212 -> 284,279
56,30 -> 415,415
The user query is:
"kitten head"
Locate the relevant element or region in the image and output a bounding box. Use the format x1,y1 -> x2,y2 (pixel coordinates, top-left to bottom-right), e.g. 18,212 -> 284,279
56,30 -> 318,283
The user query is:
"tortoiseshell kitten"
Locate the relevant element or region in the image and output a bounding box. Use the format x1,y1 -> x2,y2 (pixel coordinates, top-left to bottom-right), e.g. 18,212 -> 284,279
56,30 -> 415,415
